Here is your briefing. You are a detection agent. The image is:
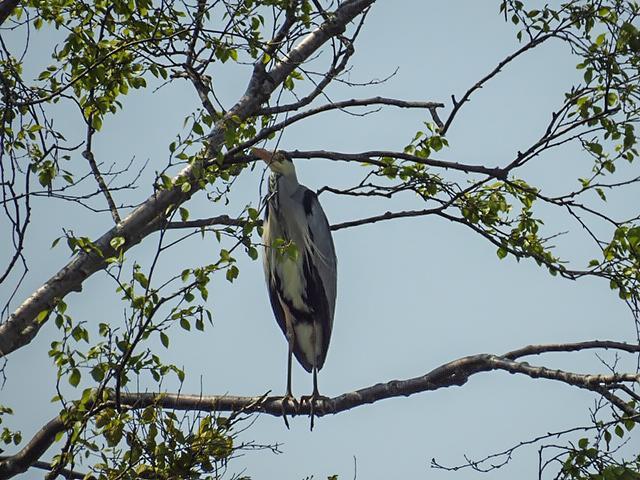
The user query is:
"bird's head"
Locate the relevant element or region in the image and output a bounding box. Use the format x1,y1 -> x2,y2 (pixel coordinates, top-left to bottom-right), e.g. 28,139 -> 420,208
252,148 -> 296,177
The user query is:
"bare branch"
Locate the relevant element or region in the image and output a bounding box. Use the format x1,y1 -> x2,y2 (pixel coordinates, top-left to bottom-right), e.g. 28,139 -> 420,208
229,97 -> 444,157
165,214 -> 247,229
83,134 -> 121,225
441,32 -> 554,135
256,13 -> 361,116
330,207 -> 442,231
504,341 -> 640,360
183,65 -> 217,118
431,414 -> 640,473
284,149 -> 507,178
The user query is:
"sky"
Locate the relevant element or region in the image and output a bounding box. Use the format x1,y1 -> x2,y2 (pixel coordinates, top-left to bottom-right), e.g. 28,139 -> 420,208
1,1 -> 638,479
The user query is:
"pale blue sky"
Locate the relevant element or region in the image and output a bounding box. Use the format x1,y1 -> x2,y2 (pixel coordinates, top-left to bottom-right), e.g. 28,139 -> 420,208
1,2 -> 637,479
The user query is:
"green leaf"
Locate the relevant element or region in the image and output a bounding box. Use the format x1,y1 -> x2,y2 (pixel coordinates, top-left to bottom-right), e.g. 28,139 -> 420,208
91,115 -> 103,131
135,464 -> 155,476
624,418 -> 635,431
90,365 -> 104,382
69,368 -> 81,387
247,207 -> 259,220
496,247 -> 508,259
110,236 -> 125,250
133,272 -> 149,288
36,309 -> 50,324
160,332 -> 169,348
226,265 -> 239,282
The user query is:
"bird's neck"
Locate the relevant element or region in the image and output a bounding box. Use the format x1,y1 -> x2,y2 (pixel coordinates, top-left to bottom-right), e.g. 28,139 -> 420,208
271,172 -> 299,195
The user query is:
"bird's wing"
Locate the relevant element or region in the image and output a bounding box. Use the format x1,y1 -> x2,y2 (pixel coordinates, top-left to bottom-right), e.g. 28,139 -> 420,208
262,207 -> 289,340
300,188 -> 337,323
266,269 -> 290,339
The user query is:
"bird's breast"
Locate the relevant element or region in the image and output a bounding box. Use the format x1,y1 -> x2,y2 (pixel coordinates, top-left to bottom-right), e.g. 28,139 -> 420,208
277,255 -> 310,312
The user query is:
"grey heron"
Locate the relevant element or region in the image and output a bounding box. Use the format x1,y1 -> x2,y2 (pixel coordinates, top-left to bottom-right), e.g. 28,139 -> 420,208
253,147 -> 337,426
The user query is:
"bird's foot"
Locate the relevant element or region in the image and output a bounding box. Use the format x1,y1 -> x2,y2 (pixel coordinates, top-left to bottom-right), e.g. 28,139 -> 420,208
280,393 -> 299,429
301,392 -> 329,431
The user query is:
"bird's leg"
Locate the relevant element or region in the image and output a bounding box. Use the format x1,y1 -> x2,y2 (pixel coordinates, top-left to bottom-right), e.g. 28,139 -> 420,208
312,366 -> 320,398
310,367 -> 319,430
302,367 -> 328,431
281,328 -> 299,428
286,339 -> 294,398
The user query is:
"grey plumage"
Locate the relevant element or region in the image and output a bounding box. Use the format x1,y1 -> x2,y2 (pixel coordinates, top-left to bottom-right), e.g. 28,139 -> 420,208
253,148 -> 337,402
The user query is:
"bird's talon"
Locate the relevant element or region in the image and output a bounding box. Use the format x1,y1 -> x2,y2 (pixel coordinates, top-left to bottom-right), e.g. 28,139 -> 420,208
301,393 -> 329,430
280,393 -> 299,428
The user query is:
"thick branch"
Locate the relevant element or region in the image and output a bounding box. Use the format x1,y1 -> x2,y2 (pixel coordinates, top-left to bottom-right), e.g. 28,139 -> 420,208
118,351 -> 640,418
0,458 -> 89,480
0,0 -> 377,357
0,417 -> 65,479
2,339 -> 637,479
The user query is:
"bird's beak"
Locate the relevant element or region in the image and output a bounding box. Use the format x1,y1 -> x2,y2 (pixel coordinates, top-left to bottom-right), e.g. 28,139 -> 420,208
251,147 -> 275,165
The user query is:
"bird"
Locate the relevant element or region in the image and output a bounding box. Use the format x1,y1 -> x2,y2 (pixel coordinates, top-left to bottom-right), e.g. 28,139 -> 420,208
252,147 -> 337,427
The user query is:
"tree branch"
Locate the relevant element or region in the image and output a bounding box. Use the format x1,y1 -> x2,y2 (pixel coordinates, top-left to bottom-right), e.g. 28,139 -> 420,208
0,458 -> 91,480
503,340 -> 640,360
330,207 -> 442,231
284,149 -> 507,179
0,417 -> 65,479
256,24 -> 358,116
1,339 -> 637,479
228,97 -> 444,157
163,207 -> 442,232
83,137 -> 121,225
165,214 -> 247,229
118,347 -> 640,418
441,32 -> 554,135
